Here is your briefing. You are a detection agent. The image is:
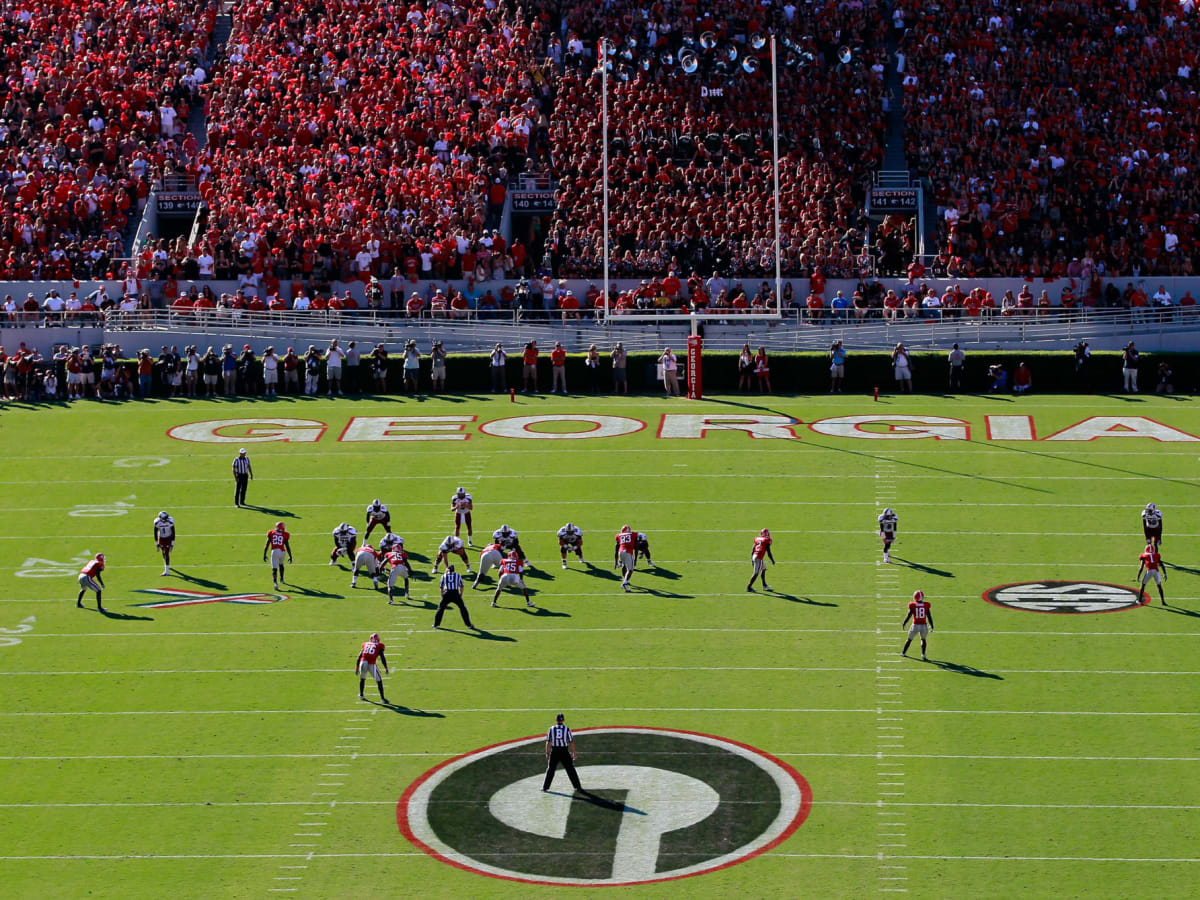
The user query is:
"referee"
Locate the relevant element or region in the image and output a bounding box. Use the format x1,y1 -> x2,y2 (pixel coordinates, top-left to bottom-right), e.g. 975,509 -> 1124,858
543,713 -> 583,792
232,448 -> 253,508
433,565 -> 474,630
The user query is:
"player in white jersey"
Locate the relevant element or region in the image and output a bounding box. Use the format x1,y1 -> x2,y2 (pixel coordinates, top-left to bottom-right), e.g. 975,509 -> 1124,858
878,508 -> 898,563
492,524 -> 527,562
153,511 -> 176,576
451,487 -> 474,544
433,534 -> 473,575
557,523 -> 585,569
378,531 -> 402,554
1142,503 -> 1163,548
364,499 -> 390,539
352,544 -> 382,588
473,541 -> 504,588
329,522 -> 358,566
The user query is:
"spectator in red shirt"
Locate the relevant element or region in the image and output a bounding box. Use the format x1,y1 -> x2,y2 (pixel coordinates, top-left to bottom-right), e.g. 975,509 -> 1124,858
550,341 -> 568,395
522,340 -> 539,393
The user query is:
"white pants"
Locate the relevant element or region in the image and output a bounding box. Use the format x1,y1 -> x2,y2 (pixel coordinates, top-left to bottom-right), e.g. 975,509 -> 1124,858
270,549 -> 286,568
478,549 -> 502,577
354,553 -> 379,576
498,573 -> 525,590
357,661 -> 382,682
387,565 -> 410,588
618,551 -> 635,572
752,557 -> 767,575
1142,569 -> 1162,586
78,574 -> 101,593
907,623 -> 929,640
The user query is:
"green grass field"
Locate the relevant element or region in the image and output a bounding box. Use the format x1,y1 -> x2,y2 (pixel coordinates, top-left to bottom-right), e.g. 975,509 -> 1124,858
2,393 -> 1199,899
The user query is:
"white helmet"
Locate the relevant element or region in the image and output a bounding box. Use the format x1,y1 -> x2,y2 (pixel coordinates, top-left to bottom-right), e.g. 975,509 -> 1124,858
157,511 -> 169,520
913,590 -> 924,602
372,499 -> 382,508
338,522 -> 349,531
395,536 -> 404,545
456,486 -> 465,495
883,508 -> 894,517
1146,502 -> 1157,512
565,522 -> 574,531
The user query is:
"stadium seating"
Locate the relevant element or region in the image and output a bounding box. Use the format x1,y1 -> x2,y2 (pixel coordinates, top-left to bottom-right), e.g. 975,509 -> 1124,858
194,0 -> 554,288
546,0 -> 888,283
897,0 -> 1199,279
0,0 -> 215,280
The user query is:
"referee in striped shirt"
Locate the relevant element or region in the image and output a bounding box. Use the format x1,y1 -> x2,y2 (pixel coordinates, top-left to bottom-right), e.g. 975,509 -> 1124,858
232,448 -> 253,508
433,565 -> 475,630
543,713 -> 583,792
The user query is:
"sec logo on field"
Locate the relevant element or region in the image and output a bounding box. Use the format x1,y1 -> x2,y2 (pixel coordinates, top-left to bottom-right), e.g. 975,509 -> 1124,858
984,581 -> 1148,614
397,726 -> 812,887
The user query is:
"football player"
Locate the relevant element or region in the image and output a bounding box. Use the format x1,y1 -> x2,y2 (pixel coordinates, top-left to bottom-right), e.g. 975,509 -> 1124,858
384,544 -> 411,603
614,525 -> 638,592
492,524 -> 527,562
329,522 -> 358,566
262,522 -> 292,588
635,531 -> 652,566
76,552 -> 106,611
451,487 -> 474,544
746,528 -> 775,592
901,589 -> 933,660
1136,542 -> 1167,605
364,499 -> 390,540
473,540 -> 504,588
153,511 -> 175,576
378,531 -> 403,555
352,543 -> 382,589
558,522 -> 585,569
492,550 -> 534,609
433,534 -> 473,575
1142,503 -> 1163,549
878,508 -> 898,563
355,632 -> 389,703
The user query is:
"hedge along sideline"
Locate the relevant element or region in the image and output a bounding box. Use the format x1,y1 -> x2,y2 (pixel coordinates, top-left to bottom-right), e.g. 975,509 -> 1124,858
165,415 -> 1200,443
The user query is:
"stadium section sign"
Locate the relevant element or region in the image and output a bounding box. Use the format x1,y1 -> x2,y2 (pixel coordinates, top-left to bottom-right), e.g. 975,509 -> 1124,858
166,415 -> 1200,443
983,581 -> 1148,614
398,727 -> 811,886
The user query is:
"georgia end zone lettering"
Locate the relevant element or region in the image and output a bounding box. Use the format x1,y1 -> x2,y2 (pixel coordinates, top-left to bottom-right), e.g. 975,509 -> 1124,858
166,415 -> 1200,443
398,727 -> 811,887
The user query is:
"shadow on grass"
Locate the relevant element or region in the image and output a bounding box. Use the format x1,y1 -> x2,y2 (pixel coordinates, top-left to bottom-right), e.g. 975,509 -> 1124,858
1154,603 -> 1200,619
520,605 -> 570,618
171,570 -> 226,590
287,585 -> 344,599
891,557 -> 955,578
760,589 -> 838,607
103,608 -> 155,621
630,586 -> 693,599
926,657 -> 1003,679
366,699 -> 445,717
1166,562 -> 1200,576
524,566 -> 554,581
388,596 -> 437,610
242,504 -> 300,519
649,565 -> 680,580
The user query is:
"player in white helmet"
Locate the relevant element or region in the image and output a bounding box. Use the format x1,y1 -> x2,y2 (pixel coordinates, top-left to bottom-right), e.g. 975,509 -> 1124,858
1142,502 -> 1163,548
364,499 -> 390,540
747,528 -> 775,591
329,522 -> 358,566
557,522 -> 584,569
878,508 -> 898,563
492,524 -> 527,562
433,534 -> 473,575
153,511 -> 176,576
901,589 -> 934,660
451,486 -> 474,544
378,531 -> 402,554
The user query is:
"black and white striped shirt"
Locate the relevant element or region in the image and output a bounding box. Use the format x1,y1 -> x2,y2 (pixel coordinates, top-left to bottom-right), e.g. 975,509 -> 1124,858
546,724 -> 573,747
440,570 -> 464,594
232,455 -> 251,476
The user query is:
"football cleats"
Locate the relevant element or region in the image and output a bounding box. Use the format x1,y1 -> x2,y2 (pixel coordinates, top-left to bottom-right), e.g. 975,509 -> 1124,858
913,590 -> 924,602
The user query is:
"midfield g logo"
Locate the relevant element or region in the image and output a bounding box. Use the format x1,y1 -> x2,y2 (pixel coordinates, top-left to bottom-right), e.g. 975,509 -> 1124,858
397,726 -> 812,886
984,581 -> 1148,614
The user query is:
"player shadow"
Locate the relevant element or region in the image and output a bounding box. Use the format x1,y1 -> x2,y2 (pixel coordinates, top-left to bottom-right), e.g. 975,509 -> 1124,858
466,628 -> 518,643
566,790 -> 646,815
968,435 -> 1200,490
1166,562 -> 1200,576
1100,393 -> 1146,402
520,605 -> 570,618
1155,603 -> 1200,619
702,397 -> 798,419
171,570 -> 227,590
287,585 -> 343,599
102,607 -> 155,621
390,596 -> 437,609
241,504 -> 300,518
648,565 -> 680,580
891,557 -> 954,578
367,699 -> 445,717
925,657 -> 1003,679
405,551 -> 430,564
630,585 -> 692,599
524,567 -> 554,581
764,590 -> 838,607
978,394 -> 1014,401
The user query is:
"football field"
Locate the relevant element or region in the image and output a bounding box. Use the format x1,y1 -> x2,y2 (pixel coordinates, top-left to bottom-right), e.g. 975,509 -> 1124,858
2,393 -> 1199,899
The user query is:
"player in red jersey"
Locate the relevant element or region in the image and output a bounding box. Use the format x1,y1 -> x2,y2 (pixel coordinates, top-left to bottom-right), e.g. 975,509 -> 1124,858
384,546 -> 411,603
746,528 -> 775,592
153,511 -> 176,576
1136,542 -> 1167,605
352,544 -> 382,589
901,590 -> 934,660
76,552 -> 106,611
614,525 -> 638,592
473,541 -> 504,588
492,551 -> 534,609
262,522 -> 293,588
355,632 -> 389,703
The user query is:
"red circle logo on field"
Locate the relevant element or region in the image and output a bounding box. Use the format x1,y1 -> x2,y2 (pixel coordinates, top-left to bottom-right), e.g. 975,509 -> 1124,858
983,581 -> 1149,614
397,726 -> 812,886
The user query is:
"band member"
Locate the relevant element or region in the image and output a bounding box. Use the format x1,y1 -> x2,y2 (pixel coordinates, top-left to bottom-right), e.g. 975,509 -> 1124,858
746,528 -> 774,592
329,522 -> 358,566
451,487 -> 474,544
558,522 -> 584,569
433,534 -> 473,575
473,540 -> 504,588
365,499 -> 390,539
262,522 -> 292,588
153,511 -> 176,576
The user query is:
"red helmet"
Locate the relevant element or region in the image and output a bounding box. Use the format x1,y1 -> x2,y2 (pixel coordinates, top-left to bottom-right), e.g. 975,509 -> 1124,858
760,528 -> 770,537
96,552 -> 105,561
275,521 -> 285,530
369,632 -> 380,643
621,524 -> 632,533
913,590 -> 925,602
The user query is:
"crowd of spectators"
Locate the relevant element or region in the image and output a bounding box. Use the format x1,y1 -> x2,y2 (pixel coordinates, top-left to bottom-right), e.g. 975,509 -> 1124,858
0,0 -> 216,280
897,0 -> 1199,279
545,0 -> 887,280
